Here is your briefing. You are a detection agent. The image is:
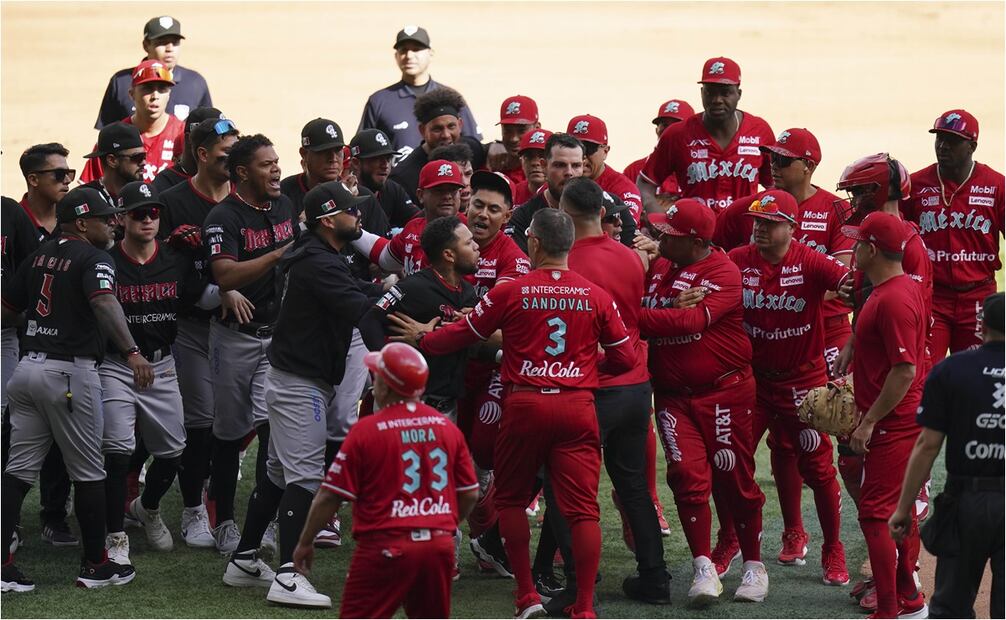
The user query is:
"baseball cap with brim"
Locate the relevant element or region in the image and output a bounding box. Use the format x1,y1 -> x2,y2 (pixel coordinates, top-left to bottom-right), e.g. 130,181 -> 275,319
652,99 -> 695,125
190,119 -> 239,149
394,25 -> 430,49
301,118 -> 345,152
116,181 -> 164,211
419,160 -> 464,190
497,95 -> 539,125
518,128 -> 553,153
184,107 -> 224,133
84,122 -> 144,159
929,109 -> 979,142
699,57 -> 741,85
56,187 -> 126,223
649,198 -> 715,239
601,191 -> 628,217
982,292 -> 1004,332
841,211 -> 907,254
303,181 -> 369,222
567,115 -> 608,145
144,16 -> 184,40
471,170 -> 513,205
132,59 -> 175,87
350,129 -> 397,159
760,128 -> 821,164
743,190 -> 798,223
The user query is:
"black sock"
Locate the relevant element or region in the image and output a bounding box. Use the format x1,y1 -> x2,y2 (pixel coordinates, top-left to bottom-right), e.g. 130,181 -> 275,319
73,480 -> 107,564
103,453 -> 131,532
278,484 -> 315,565
210,437 -> 242,525
178,427 -> 212,508
254,423 -> 270,486
141,457 -> 179,510
324,440 -> 342,470
128,438 -> 149,475
39,445 -> 70,525
236,477 -> 284,554
2,473 -> 31,555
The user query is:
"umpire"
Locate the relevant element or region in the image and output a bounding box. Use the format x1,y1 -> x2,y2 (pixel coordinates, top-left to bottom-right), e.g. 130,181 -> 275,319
890,292 -> 1005,619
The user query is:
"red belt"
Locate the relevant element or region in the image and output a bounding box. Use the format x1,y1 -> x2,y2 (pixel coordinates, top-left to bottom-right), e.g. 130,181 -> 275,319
666,367 -> 749,397
754,359 -> 821,382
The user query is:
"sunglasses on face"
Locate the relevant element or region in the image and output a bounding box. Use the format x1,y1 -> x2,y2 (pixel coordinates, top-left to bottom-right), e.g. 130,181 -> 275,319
31,168 -> 76,183
127,207 -> 160,221
583,142 -> 601,157
770,153 -> 798,168
116,152 -> 147,165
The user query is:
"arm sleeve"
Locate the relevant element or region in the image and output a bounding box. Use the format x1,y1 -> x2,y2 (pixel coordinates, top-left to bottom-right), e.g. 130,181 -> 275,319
176,250 -> 212,309
83,253 -> 116,299
712,200 -> 749,251
809,250 -> 852,292
203,213 -> 239,262
507,207 -> 531,255
95,75 -> 126,129
640,129 -> 675,186
358,97 -> 378,133
421,285 -> 509,355
315,260 -> 374,326
2,253 -> 33,312
878,297 -> 923,367
617,207 -> 638,248
915,362 -> 950,432
639,268 -> 742,337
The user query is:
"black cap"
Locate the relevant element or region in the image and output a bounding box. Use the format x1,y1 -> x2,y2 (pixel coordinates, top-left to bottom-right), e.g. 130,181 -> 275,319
394,25 -> 430,49
184,106 -> 224,133
303,182 -> 368,222
471,170 -> 513,206
56,187 -> 125,224
190,118 -> 239,150
143,16 -> 185,40
601,190 -> 628,217
983,292 -> 1004,333
350,129 -> 396,159
116,181 -> 164,211
301,118 -> 345,152
84,122 -> 144,159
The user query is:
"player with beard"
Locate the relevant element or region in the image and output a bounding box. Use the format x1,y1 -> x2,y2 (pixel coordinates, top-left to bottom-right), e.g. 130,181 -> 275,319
82,123 -> 147,205
430,142 -> 475,214
349,128 -> 419,228
152,106 -> 224,193
567,114 -> 643,224
280,119 -> 348,219
513,129 -> 552,206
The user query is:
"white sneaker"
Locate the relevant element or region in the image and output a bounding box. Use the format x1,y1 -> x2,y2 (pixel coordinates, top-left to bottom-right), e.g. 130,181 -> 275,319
687,556 -> 722,608
223,550 -> 275,588
260,520 -> 279,558
734,561 -> 769,602
313,516 -> 341,548
138,462 -> 148,486
127,498 -> 173,551
213,520 -> 241,556
105,531 -> 131,565
180,505 -> 215,548
266,563 -> 332,608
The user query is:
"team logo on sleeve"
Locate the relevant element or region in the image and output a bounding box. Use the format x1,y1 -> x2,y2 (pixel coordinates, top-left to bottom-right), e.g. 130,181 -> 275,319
377,285 -> 403,310
572,121 -> 590,135
708,61 -> 725,75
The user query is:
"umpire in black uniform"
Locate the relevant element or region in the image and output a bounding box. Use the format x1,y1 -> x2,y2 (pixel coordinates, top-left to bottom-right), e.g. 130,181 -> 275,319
890,292 -> 1005,619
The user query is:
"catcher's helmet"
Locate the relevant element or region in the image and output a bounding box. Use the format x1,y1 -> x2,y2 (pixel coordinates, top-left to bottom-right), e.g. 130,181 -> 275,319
835,153 -> 910,224
364,342 -> 429,398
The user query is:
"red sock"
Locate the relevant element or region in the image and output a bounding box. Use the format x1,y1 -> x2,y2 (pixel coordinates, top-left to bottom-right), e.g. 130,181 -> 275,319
646,419 -> 659,504
861,518 -> 898,617
896,518 -> 920,599
837,454 -> 863,508
811,477 -> 843,546
499,507 -> 535,599
736,506 -> 762,562
676,502 -> 712,557
712,486 -> 736,541
570,520 -> 601,615
771,448 -> 804,531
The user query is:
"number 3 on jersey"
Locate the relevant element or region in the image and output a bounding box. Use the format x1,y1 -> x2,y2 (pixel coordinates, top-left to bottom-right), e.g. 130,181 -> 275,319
401,447 -> 448,493
545,316 -> 566,356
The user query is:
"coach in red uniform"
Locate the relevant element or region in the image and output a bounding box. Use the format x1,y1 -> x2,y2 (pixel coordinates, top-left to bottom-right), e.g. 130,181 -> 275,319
842,212 -> 929,620
727,191 -> 851,584
901,109 -> 1004,359
638,57 -> 774,214
294,343 -> 479,619
639,199 -> 767,607
393,208 -> 634,619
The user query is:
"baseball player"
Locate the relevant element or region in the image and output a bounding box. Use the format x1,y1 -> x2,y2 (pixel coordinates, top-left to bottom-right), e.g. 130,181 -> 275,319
221,182 -> 383,608
638,57 -> 774,214
1,186 -> 153,591
639,199 -> 767,606
293,342 -> 479,618
493,95 -> 541,186
349,128 -> 420,228
901,109 -> 1004,359
152,106 -> 224,193
101,181 -> 222,565
623,99 -> 695,200
393,208 -> 635,618
201,134 -> 297,554
279,118 -> 347,218
95,16 -> 212,129
513,128 -> 553,205
82,59 -> 185,185
81,122 -> 146,204
567,114 -> 643,223
841,211 -> 929,620
429,143 -> 475,213
358,25 -> 481,162
727,191 -> 851,584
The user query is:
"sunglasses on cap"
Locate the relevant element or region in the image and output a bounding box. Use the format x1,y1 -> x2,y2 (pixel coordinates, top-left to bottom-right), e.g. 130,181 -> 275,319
133,64 -> 174,84
197,119 -> 238,146
127,207 -> 160,221
748,198 -> 796,223
31,168 -> 76,183
934,115 -> 971,135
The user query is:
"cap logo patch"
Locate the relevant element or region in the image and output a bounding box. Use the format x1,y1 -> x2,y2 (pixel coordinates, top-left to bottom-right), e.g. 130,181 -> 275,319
778,131 -> 791,143
325,124 -> 338,139
159,16 -> 174,29
709,61 -> 725,75
112,142 -> 121,148
117,197 -> 125,207
301,136 -> 311,146
530,131 -> 545,144
664,101 -> 680,113
375,132 -> 389,146
945,112 -> 961,123
321,199 -> 337,213
75,204 -> 90,216
666,205 -> 678,217
506,101 -> 521,116
139,184 -> 152,198
437,163 -> 453,176
573,120 -> 590,134
404,25 -> 419,35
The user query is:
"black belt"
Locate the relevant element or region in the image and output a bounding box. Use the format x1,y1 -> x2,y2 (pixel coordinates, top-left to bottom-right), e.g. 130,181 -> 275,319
423,395 -> 456,411
936,277 -> 995,293
755,359 -> 820,381
946,475 -> 1004,492
218,320 -> 274,338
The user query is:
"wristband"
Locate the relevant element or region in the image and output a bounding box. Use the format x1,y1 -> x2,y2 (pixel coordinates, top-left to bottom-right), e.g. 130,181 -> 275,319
125,346 -> 141,357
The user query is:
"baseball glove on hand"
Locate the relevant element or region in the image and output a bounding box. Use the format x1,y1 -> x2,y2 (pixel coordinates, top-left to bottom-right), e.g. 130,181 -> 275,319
797,377 -> 858,436
167,224 -> 202,251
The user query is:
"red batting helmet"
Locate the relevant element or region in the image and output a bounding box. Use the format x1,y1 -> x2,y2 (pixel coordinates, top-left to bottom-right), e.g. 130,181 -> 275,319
363,343 -> 429,399
834,153 -> 910,224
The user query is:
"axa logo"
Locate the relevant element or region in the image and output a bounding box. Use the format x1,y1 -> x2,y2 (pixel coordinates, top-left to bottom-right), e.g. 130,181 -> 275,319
709,61 -> 725,75
573,120 -> 590,134
506,101 -> 521,115
529,131 -> 546,144
375,132 -> 389,146
437,163 -> 453,176
664,101 -> 680,113
778,131 -> 791,143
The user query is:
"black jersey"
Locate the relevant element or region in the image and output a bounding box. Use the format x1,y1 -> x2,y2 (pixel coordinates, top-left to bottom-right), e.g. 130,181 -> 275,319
506,188 -> 636,253
372,268 -> 478,399
359,179 -> 419,229
109,241 -> 208,357
2,235 -> 117,361
344,193 -> 391,287
159,179 -> 222,321
152,165 -> 192,194
203,193 -> 296,324
279,173 -> 310,220
2,197 -> 44,293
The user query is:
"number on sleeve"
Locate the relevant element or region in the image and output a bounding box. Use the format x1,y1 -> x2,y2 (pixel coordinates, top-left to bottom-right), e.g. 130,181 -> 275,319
545,316 -> 566,357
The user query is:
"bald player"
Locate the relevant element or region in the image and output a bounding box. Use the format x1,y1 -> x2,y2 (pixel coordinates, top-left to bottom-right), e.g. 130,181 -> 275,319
567,114 -> 643,224
624,99 -> 695,200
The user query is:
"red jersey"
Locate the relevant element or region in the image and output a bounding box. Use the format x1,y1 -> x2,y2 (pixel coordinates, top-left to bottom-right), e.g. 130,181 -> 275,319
501,166 -> 527,188
322,401 -> 478,537
624,156 -> 681,197
465,231 -> 530,298
714,187 -> 854,319
901,162 -> 1004,288
639,250 -> 752,389
729,242 -> 850,372
596,165 -> 643,224
852,274 -> 927,432
852,220 -> 933,313
421,268 -> 633,390
641,112 -> 775,213
568,234 -> 649,387
81,115 -> 185,184
387,212 -> 467,277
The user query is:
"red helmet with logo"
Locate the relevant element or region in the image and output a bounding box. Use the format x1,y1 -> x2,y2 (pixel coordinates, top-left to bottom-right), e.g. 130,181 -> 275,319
835,153 -> 910,223
363,343 -> 429,399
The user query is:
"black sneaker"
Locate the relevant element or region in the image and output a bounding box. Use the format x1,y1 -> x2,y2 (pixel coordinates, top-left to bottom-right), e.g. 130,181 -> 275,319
76,559 -> 136,589
9,525 -> 23,554
1,562 -> 35,593
470,531 -> 513,578
41,521 -> 78,547
535,572 -> 565,603
622,573 -> 671,604
543,587 -> 598,618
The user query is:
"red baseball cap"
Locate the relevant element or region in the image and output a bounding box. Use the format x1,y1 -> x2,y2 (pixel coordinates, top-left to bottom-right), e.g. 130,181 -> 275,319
132,59 -> 175,87
652,99 -> 695,125
761,128 -> 821,164
418,159 -> 465,190
929,109 -> 979,142
699,57 -> 741,85
567,115 -> 607,145
842,211 -> 907,253
518,128 -> 553,153
744,190 -> 799,224
498,95 -> 539,125
649,198 -> 715,240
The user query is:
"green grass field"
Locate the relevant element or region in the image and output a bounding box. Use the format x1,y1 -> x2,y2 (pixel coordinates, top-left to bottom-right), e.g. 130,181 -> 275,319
2,439 -> 948,619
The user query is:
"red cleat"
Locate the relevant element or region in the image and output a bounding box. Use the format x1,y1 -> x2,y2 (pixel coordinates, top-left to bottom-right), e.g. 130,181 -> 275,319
821,543 -> 850,586
711,531 -> 741,578
777,528 -> 809,566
